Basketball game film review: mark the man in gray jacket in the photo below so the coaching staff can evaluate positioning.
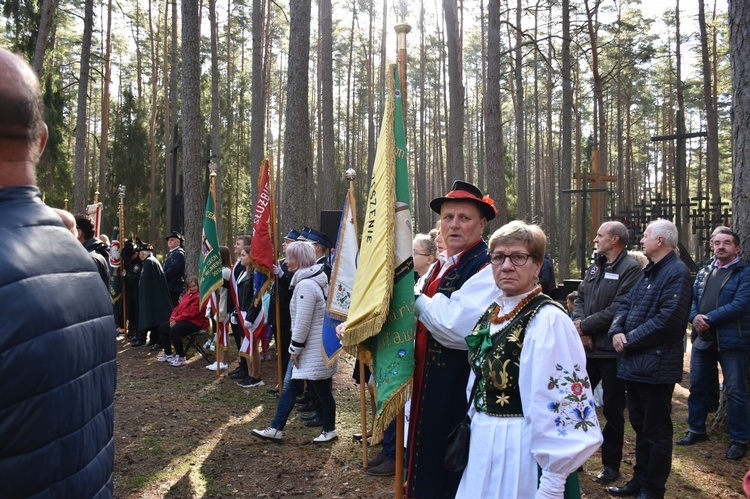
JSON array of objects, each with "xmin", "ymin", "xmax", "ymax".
[{"xmin": 574, "ymin": 221, "xmax": 642, "ymax": 484}]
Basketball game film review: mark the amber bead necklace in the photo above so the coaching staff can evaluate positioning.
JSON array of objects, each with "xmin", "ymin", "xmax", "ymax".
[{"xmin": 490, "ymin": 285, "xmax": 542, "ymax": 325}]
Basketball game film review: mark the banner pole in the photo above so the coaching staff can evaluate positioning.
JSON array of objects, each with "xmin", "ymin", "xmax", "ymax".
[
  {"xmin": 267, "ymin": 155, "xmax": 283, "ymax": 390},
  {"xmin": 396, "ymin": 408, "xmax": 405, "ymax": 499},
  {"xmin": 359, "ymin": 354, "xmax": 369, "ymax": 469},
  {"xmin": 119, "ymin": 186, "xmax": 127, "ymax": 336},
  {"xmin": 394, "ymin": 22, "xmax": 411, "ymax": 499}
]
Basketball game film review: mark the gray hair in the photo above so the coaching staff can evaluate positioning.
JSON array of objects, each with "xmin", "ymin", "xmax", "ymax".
[
  {"xmin": 647, "ymin": 219, "xmax": 679, "ymax": 249},
  {"xmin": 413, "ymin": 233, "xmax": 438, "ymax": 257},
  {"xmin": 285, "ymin": 241, "xmax": 316, "ymax": 268},
  {"xmin": 608, "ymin": 221, "xmax": 630, "ymax": 247}
]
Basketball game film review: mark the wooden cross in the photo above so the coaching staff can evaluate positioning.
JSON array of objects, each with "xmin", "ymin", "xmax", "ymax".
[
  {"xmin": 562, "ymin": 164, "xmax": 611, "ymax": 279},
  {"xmin": 573, "ymin": 150, "xmax": 618, "ymax": 245},
  {"xmin": 651, "ymin": 109, "xmax": 707, "ymax": 233}
]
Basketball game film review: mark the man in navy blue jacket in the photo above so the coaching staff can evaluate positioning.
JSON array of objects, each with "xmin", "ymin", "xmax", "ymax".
[
  {"xmin": 677, "ymin": 229, "xmax": 750, "ymax": 460},
  {"xmin": 606, "ymin": 220, "xmax": 692, "ymax": 499},
  {"xmin": 0, "ymin": 48, "xmax": 117, "ymax": 498}
]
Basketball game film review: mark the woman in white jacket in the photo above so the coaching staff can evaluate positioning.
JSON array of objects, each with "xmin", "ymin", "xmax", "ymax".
[{"xmin": 252, "ymin": 241, "xmax": 337, "ymax": 443}]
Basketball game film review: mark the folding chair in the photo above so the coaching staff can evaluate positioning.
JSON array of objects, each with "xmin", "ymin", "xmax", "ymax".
[{"xmin": 183, "ymin": 323, "xmax": 212, "ymax": 363}]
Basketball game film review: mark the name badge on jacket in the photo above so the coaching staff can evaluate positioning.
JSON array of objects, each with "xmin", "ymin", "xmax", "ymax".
[{"xmin": 604, "ymin": 272, "xmax": 619, "ymax": 280}]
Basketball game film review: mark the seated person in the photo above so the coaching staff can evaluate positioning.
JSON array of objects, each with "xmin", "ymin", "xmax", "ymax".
[{"xmin": 156, "ymin": 276, "xmax": 207, "ymax": 366}]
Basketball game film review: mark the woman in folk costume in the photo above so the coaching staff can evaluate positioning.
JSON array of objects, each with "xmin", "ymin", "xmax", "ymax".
[{"xmin": 457, "ymin": 221, "xmax": 602, "ymax": 498}]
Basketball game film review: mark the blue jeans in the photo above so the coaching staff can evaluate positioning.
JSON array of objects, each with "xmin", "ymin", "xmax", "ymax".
[
  {"xmin": 380, "ymin": 419, "xmax": 396, "ymax": 460},
  {"xmin": 687, "ymin": 343, "xmax": 750, "ymax": 443},
  {"xmin": 270, "ymin": 362, "xmax": 300, "ymax": 431}
]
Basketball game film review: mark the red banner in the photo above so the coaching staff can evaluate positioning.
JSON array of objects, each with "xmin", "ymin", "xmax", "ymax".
[{"xmin": 251, "ymin": 159, "xmax": 274, "ymax": 305}]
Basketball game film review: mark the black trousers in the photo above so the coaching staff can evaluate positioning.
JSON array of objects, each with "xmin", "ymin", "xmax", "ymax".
[
  {"xmin": 626, "ymin": 380, "xmax": 675, "ymax": 498},
  {"xmin": 587, "ymin": 357, "xmax": 627, "ymax": 470},
  {"xmin": 308, "ymin": 377, "xmax": 336, "ymax": 432},
  {"xmin": 158, "ymin": 320, "xmax": 200, "ymax": 356}
]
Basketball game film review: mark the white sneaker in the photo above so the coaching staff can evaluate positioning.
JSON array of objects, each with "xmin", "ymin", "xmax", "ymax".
[
  {"xmin": 156, "ymin": 351, "xmax": 174, "ymax": 362},
  {"xmin": 169, "ymin": 355, "xmax": 187, "ymax": 367},
  {"xmin": 313, "ymin": 430, "xmax": 338, "ymax": 443},
  {"xmin": 205, "ymin": 362, "xmax": 229, "ymax": 371},
  {"xmin": 252, "ymin": 427, "xmax": 283, "ymax": 441}
]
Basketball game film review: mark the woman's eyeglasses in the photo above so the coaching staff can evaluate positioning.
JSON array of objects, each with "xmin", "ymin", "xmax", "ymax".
[{"xmin": 488, "ymin": 252, "xmax": 532, "ymax": 266}]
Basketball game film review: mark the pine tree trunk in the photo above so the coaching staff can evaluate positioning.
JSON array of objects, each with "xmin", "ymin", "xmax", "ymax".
[
  {"xmin": 283, "ymin": 0, "xmax": 314, "ymax": 232},
  {"xmin": 32, "ymin": 0, "xmax": 59, "ymax": 76},
  {"xmin": 182, "ymin": 0, "xmax": 203, "ymax": 277},
  {"xmin": 583, "ymin": 0, "xmax": 606, "ymax": 179},
  {"xmin": 209, "ymin": 0, "xmax": 222, "ymax": 235},
  {"xmin": 730, "ymin": 0, "xmax": 750, "ymax": 256},
  {"xmin": 444, "ymin": 0, "xmax": 464, "ymax": 183},
  {"xmin": 416, "ymin": 0, "xmax": 428, "ymax": 232},
  {"xmin": 699, "ymin": 0, "xmax": 721, "ymax": 214},
  {"xmin": 73, "ymin": 0, "xmax": 94, "ymax": 213},
  {"xmin": 515, "ymin": 0, "xmax": 529, "ymax": 220},
  {"xmin": 485, "ymin": 0, "xmax": 508, "ymax": 228},
  {"xmin": 148, "ymin": 0, "xmax": 159, "ymax": 245},
  {"xmin": 250, "ymin": 0, "xmax": 265, "ymax": 210},
  {"xmin": 559, "ymin": 0, "xmax": 572, "ymax": 280},
  {"xmin": 100, "ymin": 0, "xmax": 112, "ymax": 202},
  {"xmin": 166, "ymin": 0, "xmax": 179, "ymax": 233},
  {"xmin": 319, "ymin": 0, "xmax": 335, "ymax": 209}
]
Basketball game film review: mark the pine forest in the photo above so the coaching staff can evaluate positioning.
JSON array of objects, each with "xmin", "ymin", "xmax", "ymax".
[{"xmin": 2, "ymin": 0, "xmax": 748, "ymax": 280}]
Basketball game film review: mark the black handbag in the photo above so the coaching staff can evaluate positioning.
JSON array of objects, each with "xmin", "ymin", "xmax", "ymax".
[{"xmin": 443, "ymin": 377, "xmax": 480, "ymax": 472}]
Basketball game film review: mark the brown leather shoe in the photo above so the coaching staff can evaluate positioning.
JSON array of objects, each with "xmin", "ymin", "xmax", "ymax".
[{"xmin": 365, "ymin": 458, "xmax": 395, "ymax": 477}]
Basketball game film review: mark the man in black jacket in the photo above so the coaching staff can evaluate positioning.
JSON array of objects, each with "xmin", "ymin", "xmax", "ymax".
[
  {"xmin": 0, "ymin": 48, "xmax": 116, "ymax": 498},
  {"xmin": 574, "ymin": 221, "xmax": 642, "ymax": 484},
  {"xmin": 75, "ymin": 213, "xmax": 110, "ymax": 286},
  {"xmin": 163, "ymin": 230, "xmax": 186, "ymax": 307},
  {"xmin": 606, "ymin": 219, "xmax": 692, "ymax": 499}
]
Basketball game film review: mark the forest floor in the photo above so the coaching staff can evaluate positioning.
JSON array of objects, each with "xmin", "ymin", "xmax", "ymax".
[{"xmin": 114, "ymin": 335, "xmax": 748, "ymax": 498}]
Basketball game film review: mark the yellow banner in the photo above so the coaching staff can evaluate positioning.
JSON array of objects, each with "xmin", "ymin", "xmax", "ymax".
[{"xmin": 343, "ymin": 75, "xmax": 397, "ymax": 345}]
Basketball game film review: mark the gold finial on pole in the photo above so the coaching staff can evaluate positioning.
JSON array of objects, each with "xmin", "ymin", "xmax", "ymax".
[
  {"xmin": 394, "ymin": 22, "xmax": 411, "ymax": 124},
  {"xmin": 64, "ymin": 194, "xmax": 68, "ymax": 211},
  {"xmin": 208, "ymin": 158, "xmax": 218, "ymax": 196},
  {"xmin": 94, "ymin": 188, "xmax": 100, "ymax": 204}
]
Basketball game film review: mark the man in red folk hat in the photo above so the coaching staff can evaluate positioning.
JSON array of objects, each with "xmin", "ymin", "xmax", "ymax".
[{"xmin": 403, "ymin": 181, "xmax": 497, "ymax": 498}]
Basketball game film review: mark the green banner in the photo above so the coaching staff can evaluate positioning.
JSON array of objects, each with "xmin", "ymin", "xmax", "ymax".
[{"xmin": 199, "ymin": 186, "xmax": 223, "ymax": 307}]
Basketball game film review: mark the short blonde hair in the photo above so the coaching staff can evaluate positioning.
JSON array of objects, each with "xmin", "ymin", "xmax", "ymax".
[{"xmin": 488, "ymin": 220, "xmax": 546, "ymax": 262}]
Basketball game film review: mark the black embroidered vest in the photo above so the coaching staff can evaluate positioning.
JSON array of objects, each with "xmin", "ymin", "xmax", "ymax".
[{"xmin": 467, "ymin": 294, "xmax": 562, "ymax": 417}]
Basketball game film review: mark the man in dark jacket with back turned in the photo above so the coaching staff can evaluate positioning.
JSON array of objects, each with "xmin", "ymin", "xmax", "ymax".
[
  {"xmin": 574, "ymin": 221, "xmax": 642, "ymax": 485},
  {"xmin": 75, "ymin": 213, "xmax": 110, "ymax": 286},
  {"xmin": 606, "ymin": 219, "xmax": 692, "ymax": 499},
  {"xmin": 0, "ymin": 48, "xmax": 117, "ymax": 498}
]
